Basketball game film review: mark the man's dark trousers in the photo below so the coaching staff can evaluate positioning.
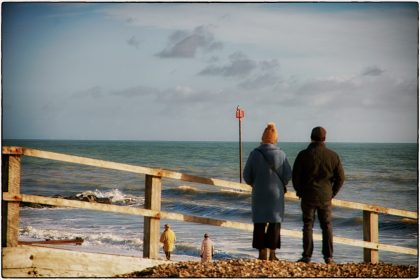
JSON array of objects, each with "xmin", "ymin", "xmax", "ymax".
[{"xmin": 301, "ymin": 201, "xmax": 333, "ymax": 259}]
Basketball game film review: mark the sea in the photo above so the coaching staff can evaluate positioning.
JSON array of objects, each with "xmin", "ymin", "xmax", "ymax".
[{"xmin": 3, "ymin": 140, "xmax": 418, "ymax": 265}]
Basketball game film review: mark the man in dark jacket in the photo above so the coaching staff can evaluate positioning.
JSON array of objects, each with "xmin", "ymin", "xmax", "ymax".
[{"xmin": 292, "ymin": 126, "xmax": 345, "ymax": 264}]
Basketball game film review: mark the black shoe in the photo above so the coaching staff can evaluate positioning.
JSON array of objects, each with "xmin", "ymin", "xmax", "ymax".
[
  {"xmin": 325, "ymin": 258, "xmax": 335, "ymax": 264},
  {"xmin": 297, "ymin": 257, "xmax": 311, "ymax": 263}
]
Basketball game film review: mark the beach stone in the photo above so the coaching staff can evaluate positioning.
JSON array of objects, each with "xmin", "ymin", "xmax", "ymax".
[{"xmin": 119, "ymin": 259, "xmax": 418, "ymax": 278}]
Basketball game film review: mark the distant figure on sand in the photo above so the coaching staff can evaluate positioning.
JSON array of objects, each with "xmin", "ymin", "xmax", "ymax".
[
  {"xmin": 160, "ymin": 224, "xmax": 176, "ymax": 260},
  {"xmin": 200, "ymin": 233, "xmax": 214, "ymax": 263},
  {"xmin": 243, "ymin": 122, "xmax": 292, "ymax": 261},
  {"xmin": 293, "ymin": 126, "xmax": 345, "ymax": 264}
]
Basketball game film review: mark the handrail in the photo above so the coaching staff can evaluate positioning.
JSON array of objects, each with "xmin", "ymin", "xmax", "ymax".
[
  {"xmin": 3, "ymin": 146, "xmax": 417, "ymax": 219},
  {"xmin": 2, "ymin": 146, "xmax": 418, "ymax": 263}
]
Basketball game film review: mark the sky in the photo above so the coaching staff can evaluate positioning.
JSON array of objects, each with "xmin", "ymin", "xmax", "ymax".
[{"xmin": 2, "ymin": 2, "xmax": 418, "ymax": 143}]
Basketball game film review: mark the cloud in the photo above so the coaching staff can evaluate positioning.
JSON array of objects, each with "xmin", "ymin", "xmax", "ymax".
[
  {"xmin": 75, "ymin": 84, "xmax": 228, "ymax": 108},
  {"xmin": 157, "ymin": 86, "xmax": 227, "ymax": 105},
  {"xmin": 156, "ymin": 25, "xmax": 223, "ymax": 58},
  {"xmin": 127, "ymin": 36, "xmax": 141, "ymax": 49},
  {"xmin": 198, "ymin": 51, "xmax": 257, "ymax": 77},
  {"xmin": 239, "ymin": 59, "xmax": 281, "ymax": 90},
  {"xmin": 72, "ymin": 86, "xmax": 104, "ymax": 99},
  {"xmin": 361, "ymin": 65, "xmax": 384, "ymax": 76},
  {"xmin": 276, "ymin": 70, "xmax": 416, "ymax": 113},
  {"xmin": 238, "ymin": 73, "xmax": 281, "ymax": 90},
  {"xmin": 199, "ymin": 53, "xmax": 282, "ymax": 90},
  {"xmin": 110, "ymin": 86, "xmax": 160, "ymax": 98}
]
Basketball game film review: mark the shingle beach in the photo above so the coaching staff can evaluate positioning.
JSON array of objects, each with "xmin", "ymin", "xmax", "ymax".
[{"xmin": 119, "ymin": 259, "xmax": 418, "ymax": 278}]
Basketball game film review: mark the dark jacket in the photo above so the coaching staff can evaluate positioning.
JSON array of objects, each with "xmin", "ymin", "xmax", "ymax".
[
  {"xmin": 292, "ymin": 142, "xmax": 345, "ymax": 204},
  {"xmin": 243, "ymin": 144, "xmax": 292, "ymax": 223}
]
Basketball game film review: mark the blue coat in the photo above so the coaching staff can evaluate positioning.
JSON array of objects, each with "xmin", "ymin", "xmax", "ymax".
[{"xmin": 243, "ymin": 144, "xmax": 292, "ymax": 223}]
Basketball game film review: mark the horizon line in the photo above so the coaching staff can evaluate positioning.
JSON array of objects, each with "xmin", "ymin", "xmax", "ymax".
[{"xmin": 2, "ymin": 138, "xmax": 418, "ymax": 145}]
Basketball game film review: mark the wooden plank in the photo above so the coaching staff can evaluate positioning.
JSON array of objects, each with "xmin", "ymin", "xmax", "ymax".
[
  {"xmin": 21, "ymin": 147, "xmax": 163, "ymax": 177},
  {"xmin": 2, "ymin": 245, "xmax": 33, "ymax": 269},
  {"xmin": 3, "ymin": 155, "xmax": 21, "ymax": 247},
  {"xmin": 378, "ymin": 243, "xmax": 419, "ymax": 255},
  {"xmin": 2, "ymin": 155, "xmax": 10, "ymax": 247},
  {"xmin": 3, "ymin": 193, "xmax": 417, "ymax": 256},
  {"xmin": 332, "ymin": 199, "xmax": 418, "ymax": 219},
  {"xmin": 363, "ymin": 211, "xmax": 379, "ymax": 263},
  {"xmin": 2, "ymin": 245, "xmax": 169, "ymax": 277},
  {"xmin": 3, "ymin": 192, "xmax": 161, "ymax": 218},
  {"xmin": 285, "ymin": 191, "xmax": 417, "ymax": 219},
  {"xmin": 2, "ymin": 146, "xmax": 23, "ymax": 155},
  {"xmin": 161, "ymin": 170, "xmax": 252, "ymax": 192},
  {"xmin": 143, "ymin": 175, "xmax": 162, "ymax": 259}
]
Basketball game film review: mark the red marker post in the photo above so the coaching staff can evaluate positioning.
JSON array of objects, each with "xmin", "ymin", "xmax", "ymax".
[{"xmin": 236, "ymin": 106, "xmax": 245, "ymax": 183}]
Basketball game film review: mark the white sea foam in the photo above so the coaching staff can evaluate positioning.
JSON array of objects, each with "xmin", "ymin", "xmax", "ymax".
[{"xmin": 75, "ymin": 188, "xmax": 144, "ymax": 206}]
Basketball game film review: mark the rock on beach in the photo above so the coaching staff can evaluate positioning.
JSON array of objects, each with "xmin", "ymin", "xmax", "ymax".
[{"xmin": 119, "ymin": 259, "xmax": 418, "ymax": 278}]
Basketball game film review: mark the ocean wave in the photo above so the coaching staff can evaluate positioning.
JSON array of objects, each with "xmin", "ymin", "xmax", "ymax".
[
  {"xmin": 174, "ymin": 185, "xmax": 201, "ymax": 194},
  {"xmin": 163, "ymin": 199, "xmax": 251, "ymax": 221},
  {"xmin": 172, "ymin": 242, "xmax": 201, "ymax": 258},
  {"xmin": 20, "ymin": 226, "xmax": 250, "ymax": 261},
  {"xmin": 345, "ymin": 170, "xmax": 417, "ymax": 184},
  {"xmin": 380, "ymin": 218, "xmax": 418, "ymax": 232},
  {"xmin": 89, "ymin": 188, "xmax": 144, "ymax": 206},
  {"xmin": 333, "ymin": 216, "xmax": 418, "ymax": 232},
  {"xmin": 173, "ymin": 242, "xmax": 246, "ymax": 260},
  {"xmin": 20, "ymin": 226, "xmax": 143, "ymax": 250},
  {"xmin": 21, "ymin": 226, "xmax": 83, "ymax": 241},
  {"xmin": 20, "ymin": 188, "xmax": 145, "ymax": 208}
]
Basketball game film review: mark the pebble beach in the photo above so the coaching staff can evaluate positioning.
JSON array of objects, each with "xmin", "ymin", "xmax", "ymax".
[{"xmin": 119, "ymin": 259, "xmax": 418, "ymax": 278}]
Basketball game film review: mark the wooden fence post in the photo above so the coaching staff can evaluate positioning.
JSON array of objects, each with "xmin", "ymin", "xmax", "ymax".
[
  {"xmin": 363, "ymin": 210, "xmax": 379, "ymax": 263},
  {"xmin": 143, "ymin": 174, "xmax": 162, "ymax": 259},
  {"xmin": 2, "ymin": 154, "xmax": 22, "ymax": 247}
]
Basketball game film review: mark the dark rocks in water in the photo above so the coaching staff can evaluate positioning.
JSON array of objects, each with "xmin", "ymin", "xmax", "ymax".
[
  {"xmin": 73, "ymin": 191, "xmax": 112, "ymax": 204},
  {"xmin": 21, "ymin": 202, "xmax": 55, "ymax": 208},
  {"xmin": 95, "ymin": 197, "xmax": 112, "ymax": 204},
  {"xmin": 21, "ymin": 191, "xmax": 112, "ymax": 208}
]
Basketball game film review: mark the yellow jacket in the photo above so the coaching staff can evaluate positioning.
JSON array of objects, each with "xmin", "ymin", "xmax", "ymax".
[{"xmin": 160, "ymin": 228, "xmax": 176, "ymax": 252}]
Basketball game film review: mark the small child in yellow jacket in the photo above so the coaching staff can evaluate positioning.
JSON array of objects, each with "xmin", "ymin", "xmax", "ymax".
[{"xmin": 160, "ymin": 224, "xmax": 176, "ymax": 260}]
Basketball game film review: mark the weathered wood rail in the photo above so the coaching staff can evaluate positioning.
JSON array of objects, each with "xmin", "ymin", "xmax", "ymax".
[{"xmin": 2, "ymin": 146, "xmax": 418, "ymax": 264}]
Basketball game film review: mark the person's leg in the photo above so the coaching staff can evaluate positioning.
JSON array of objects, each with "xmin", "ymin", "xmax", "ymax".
[
  {"xmin": 318, "ymin": 202, "xmax": 333, "ymax": 262},
  {"xmin": 300, "ymin": 202, "xmax": 316, "ymax": 262},
  {"xmin": 253, "ymin": 223, "xmax": 266, "ymax": 249},
  {"xmin": 266, "ymin": 223, "xmax": 281, "ymax": 260},
  {"xmin": 253, "ymin": 223, "xmax": 268, "ymax": 260},
  {"xmin": 265, "ymin": 223, "xmax": 281, "ymax": 249}
]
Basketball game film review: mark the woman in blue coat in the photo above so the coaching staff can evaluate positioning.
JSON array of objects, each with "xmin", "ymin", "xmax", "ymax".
[{"xmin": 243, "ymin": 122, "xmax": 292, "ymax": 260}]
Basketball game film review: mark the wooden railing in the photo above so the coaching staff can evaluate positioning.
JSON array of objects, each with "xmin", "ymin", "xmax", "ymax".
[{"xmin": 2, "ymin": 146, "xmax": 418, "ymax": 264}]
